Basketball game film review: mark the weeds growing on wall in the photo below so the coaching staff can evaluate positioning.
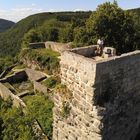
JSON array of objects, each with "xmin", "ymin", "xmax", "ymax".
[{"xmin": 20, "ymin": 48, "xmax": 60, "ymax": 75}]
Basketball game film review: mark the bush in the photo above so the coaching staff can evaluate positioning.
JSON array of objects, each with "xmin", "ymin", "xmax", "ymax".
[
  {"xmin": 20, "ymin": 48, "xmax": 60, "ymax": 74},
  {"xmin": 24, "ymin": 95, "xmax": 54, "ymax": 140},
  {"xmin": 0, "ymin": 98, "xmax": 35, "ymax": 140},
  {"xmin": 42, "ymin": 77, "xmax": 58, "ymax": 88},
  {"xmin": 61, "ymin": 101, "xmax": 71, "ymax": 118}
]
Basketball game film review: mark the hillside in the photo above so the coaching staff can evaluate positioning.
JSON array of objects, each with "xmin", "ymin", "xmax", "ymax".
[
  {"xmin": 0, "ymin": 11, "xmax": 91, "ymax": 57},
  {"xmin": 0, "ymin": 19, "xmax": 15, "ymax": 32},
  {"xmin": 128, "ymin": 7, "xmax": 140, "ymax": 16},
  {"xmin": 128, "ymin": 8, "xmax": 140, "ymax": 26},
  {"xmin": 0, "ymin": 8, "xmax": 139, "ymax": 58}
]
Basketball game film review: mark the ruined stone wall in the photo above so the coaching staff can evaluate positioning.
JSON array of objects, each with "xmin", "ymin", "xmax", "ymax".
[
  {"xmin": 0, "ymin": 83, "xmax": 26, "ymax": 108},
  {"xmin": 53, "ymin": 51, "xmax": 102, "ymax": 140},
  {"xmin": 71, "ymin": 45, "xmax": 98, "ymax": 57},
  {"xmin": 34, "ymin": 81, "xmax": 48, "ymax": 94},
  {"xmin": 0, "ymin": 70, "xmax": 27, "ymax": 84},
  {"xmin": 45, "ymin": 41, "xmax": 72, "ymax": 53},
  {"xmin": 29, "ymin": 42, "xmax": 46, "ymax": 49},
  {"xmin": 53, "ymin": 48, "xmax": 140, "ymax": 140}
]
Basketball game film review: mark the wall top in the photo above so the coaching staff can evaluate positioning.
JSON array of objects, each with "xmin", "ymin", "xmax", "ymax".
[{"xmin": 62, "ymin": 45, "xmax": 140, "ymax": 64}]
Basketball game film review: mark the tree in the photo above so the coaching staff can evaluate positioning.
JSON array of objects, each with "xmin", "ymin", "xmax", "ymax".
[
  {"xmin": 86, "ymin": 2, "xmax": 136, "ymax": 54},
  {"xmin": 21, "ymin": 29, "xmax": 42, "ymax": 48},
  {"xmin": 59, "ymin": 24, "xmax": 73, "ymax": 43},
  {"xmin": 73, "ymin": 27, "xmax": 90, "ymax": 47}
]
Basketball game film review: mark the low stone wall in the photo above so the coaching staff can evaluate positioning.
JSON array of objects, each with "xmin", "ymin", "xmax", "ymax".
[
  {"xmin": 45, "ymin": 41, "xmax": 72, "ymax": 53},
  {"xmin": 0, "ymin": 64, "xmax": 17, "ymax": 79},
  {"xmin": 0, "ymin": 83, "xmax": 26, "ymax": 107},
  {"xmin": 29, "ymin": 42, "xmax": 46, "ymax": 49},
  {"xmin": 34, "ymin": 81, "xmax": 48, "ymax": 94},
  {"xmin": 0, "ymin": 70, "xmax": 27, "ymax": 84},
  {"xmin": 71, "ymin": 45, "xmax": 98, "ymax": 57}
]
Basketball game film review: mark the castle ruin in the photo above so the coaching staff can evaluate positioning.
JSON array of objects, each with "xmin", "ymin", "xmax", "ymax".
[{"xmin": 53, "ymin": 45, "xmax": 140, "ymax": 140}]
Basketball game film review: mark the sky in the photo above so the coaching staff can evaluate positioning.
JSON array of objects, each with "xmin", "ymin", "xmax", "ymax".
[{"xmin": 0, "ymin": 0, "xmax": 140, "ymax": 22}]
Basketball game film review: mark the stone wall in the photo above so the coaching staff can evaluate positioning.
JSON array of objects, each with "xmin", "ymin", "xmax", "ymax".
[
  {"xmin": 0, "ymin": 83, "xmax": 26, "ymax": 108},
  {"xmin": 29, "ymin": 42, "xmax": 46, "ymax": 49},
  {"xmin": 53, "ymin": 46, "xmax": 140, "ymax": 140},
  {"xmin": 25, "ymin": 68, "xmax": 46, "ymax": 82},
  {"xmin": 45, "ymin": 41, "xmax": 72, "ymax": 53},
  {"xmin": 53, "ymin": 49, "xmax": 102, "ymax": 140},
  {"xmin": 22, "ymin": 58, "xmax": 41, "ymax": 70},
  {"xmin": 94, "ymin": 51, "xmax": 140, "ymax": 140},
  {"xmin": 34, "ymin": 81, "xmax": 48, "ymax": 94},
  {"xmin": 71, "ymin": 45, "xmax": 98, "ymax": 57},
  {"xmin": 0, "ymin": 70, "xmax": 27, "ymax": 83}
]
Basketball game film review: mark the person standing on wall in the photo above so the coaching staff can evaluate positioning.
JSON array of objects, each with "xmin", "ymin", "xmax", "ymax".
[{"xmin": 97, "ymin": 38, "xmax": 104, "ymax": 56}]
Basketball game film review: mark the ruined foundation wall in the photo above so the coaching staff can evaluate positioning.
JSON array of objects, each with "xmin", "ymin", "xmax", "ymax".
[{"xmin": 53, "ymin": 49, "xmax": 140, "ymax": 140}]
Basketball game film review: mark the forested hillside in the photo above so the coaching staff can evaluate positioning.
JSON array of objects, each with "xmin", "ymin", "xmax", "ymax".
[
  {"xmin": 0, "ymin": 7, "xmax": 139, "ymax": 58},
  {"xmin": 0, "ymin": 19, "xmax": 15, "ymax": 32},
  {"xmin": 0, "ymin": 12, "xmax": 91, "ymax": 57},
  {"xmin": 128, "ymin": 8, "xmax": 140, "ymax": 30},
  {"xmin": 129, "ymin": 7, "xmax": 140, "ymax": 16}
]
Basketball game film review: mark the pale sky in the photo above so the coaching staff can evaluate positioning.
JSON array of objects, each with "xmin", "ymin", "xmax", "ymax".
[{"xmin": 0, "ymin": 0, "xmax": 140, "ymax": 22}]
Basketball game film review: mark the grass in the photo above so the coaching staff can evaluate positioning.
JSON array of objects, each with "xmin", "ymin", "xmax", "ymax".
[
  {"xmin": 20, "ymin": 48, "xmax": 60, "ymax": 75},
  {"xmin": 42, "ymin": 76, "xmax": 60, "ymax": 89}
]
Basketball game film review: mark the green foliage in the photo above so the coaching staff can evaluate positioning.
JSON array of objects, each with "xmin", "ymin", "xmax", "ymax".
[
  {"xmin": 42, "ymin": 76, "xmax": 58, "ymax": 89},
  {"xmin": 128, "ymin": 8, "xmax": 140, "ymax": 49},
  {"xmin": 0, "ymin": 97, "xmax": 35, "ymax": 140},
  {"xmin": 0, "ymin": 57, "xmax": 15, "ymax": 74},
  {"xmin": 22, "ymin": 29, "xmax": 43, "ymax": 48},
  {"xmin": 0, "ymin": 94, "xmax": 54, "ymax": 140},
  {"xmin": 61, "ymin": 101, "xmax": 71, "ymax": 118},
  {"xmin": 0, "ymin": 8, "xmax": 139, "ymax": 58},
  {"xmin": 24, "ymin": 95, "xmax": 54, "ymax": 140},
  {"xmin": 73, "ymin": 27, "xmax": 90, "ymax": 47},
  {"xmin": 20, "ymin": 48, "xmax": 60, "ymax": 74},
  {"xmin": 55, "ymin": 84, "xmax": 73, "ymax": 100},
  {"xmin": 86, "ymin": 2, "xmax": 137, "ymax": 53},
  {"xmin": 59, "ymin": 24, "xmax": 73, "ymax": 43},
  {"xmin": 21, "ymin": 19, "xmax": 73, "ymax": 48},
  {"xmin": 0, "ymin": 12, "xmax": 91, "ymax": 58}
]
